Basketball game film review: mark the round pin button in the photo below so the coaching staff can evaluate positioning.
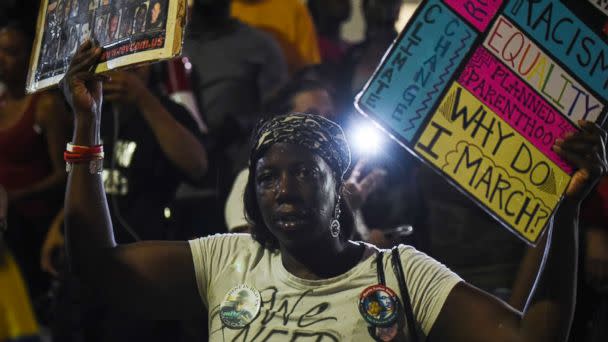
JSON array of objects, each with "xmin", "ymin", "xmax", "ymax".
[
  {"xmin": 359, "ymin": 284, "xmax": 399, "ymax": 326},
  {"xmin": 219, "ymin": 284, "xmax": 261, "ymax": 329}
]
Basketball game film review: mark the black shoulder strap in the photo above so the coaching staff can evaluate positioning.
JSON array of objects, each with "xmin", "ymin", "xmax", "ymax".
[
  {"xmin": 376, "ymin": 250, "xmax": 386, "ymax": 285},
  {"xmin": 391, "ymin": 246, "xmax": 419, "ymax": 342}
]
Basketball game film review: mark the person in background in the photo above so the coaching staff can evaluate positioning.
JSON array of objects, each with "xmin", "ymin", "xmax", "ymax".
[
  {"xmin": 181, "ymin": 0, "xmax": 287, "ymax": 234},
  {"xmin": 308, "ymin": 0, "xmax": 352, "ymax": 65},
  {"xmin": 0, "ymin": 185, "xmax": 41, "ymax": 342},
  {"xmin": 341, "ymin": 0, "xmax": 401, "ymax": 101},
  {"xmin": 231, "ymin": 0, "xmax": 320, "ymax": 73},
  {"xmin": 0, "ymin": 22, "xmax": 70, "ymax": 319}
]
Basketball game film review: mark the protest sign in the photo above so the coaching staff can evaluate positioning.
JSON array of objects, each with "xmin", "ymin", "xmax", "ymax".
[
  {"xmin": 356, "ymin": 0, "xmax": 608, "ymax": 245},
  {"xmin": 26, "ymin": 0, "xmax": 186, "ymax": 93}
]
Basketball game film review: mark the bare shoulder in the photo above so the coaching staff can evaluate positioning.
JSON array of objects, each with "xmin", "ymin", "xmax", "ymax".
[{"xmin": 35, "ymin": 90, "xmax": 68, "ymax": 126}]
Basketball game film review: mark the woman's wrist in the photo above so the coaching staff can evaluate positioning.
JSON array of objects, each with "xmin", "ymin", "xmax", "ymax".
[{"xmin": 73, "ymin": 118, "xmax": 101, "ymax": 146}]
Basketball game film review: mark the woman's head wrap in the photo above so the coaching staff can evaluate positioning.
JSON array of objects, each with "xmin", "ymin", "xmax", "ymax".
[{"xmin": 250, "ymin": 113, "xmax": 351, "ymax": 180}]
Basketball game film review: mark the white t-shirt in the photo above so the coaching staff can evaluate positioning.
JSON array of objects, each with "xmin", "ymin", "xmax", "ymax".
[
  {"xmin": 189, "ymin": 234, "xmax": 462, "ymax": 341},
  {"xmin": 224, "ymin": 169, "xmax": 249, "ymax": 231}
]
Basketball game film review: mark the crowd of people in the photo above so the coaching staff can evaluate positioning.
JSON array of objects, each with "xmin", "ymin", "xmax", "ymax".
[{"xmin": 1, "ymin": 0, "xmax": 607, "ymax": 341}]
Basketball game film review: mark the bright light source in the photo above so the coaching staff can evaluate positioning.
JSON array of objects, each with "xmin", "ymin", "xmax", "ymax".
[{"xmin": 351, "ymin": 123, "xmax": 383, "ymax": 155}]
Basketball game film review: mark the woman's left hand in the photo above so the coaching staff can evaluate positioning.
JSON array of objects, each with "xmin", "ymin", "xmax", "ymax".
[{"xmin": 553, "ymin": 120, "xmax": 607, "ymax": 203}]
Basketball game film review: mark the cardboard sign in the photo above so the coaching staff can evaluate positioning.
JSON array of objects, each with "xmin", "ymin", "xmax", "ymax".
[
  {"xmin": 26, "ymin": 0, "xmax": 186, "ymax": 93},
  {"xmin": 356, "ymin": 0, "xmax": 608, "ymax": 245}
]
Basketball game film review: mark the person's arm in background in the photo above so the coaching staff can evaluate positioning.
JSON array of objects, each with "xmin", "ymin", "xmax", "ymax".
[
  {"xmin": 428, "ymin": 122, "xmax": 607, "ymax": 341},
  {"xmin": 62, "ymin": 41, "xmax": 202, "ymax": 320},
  {"xmin": 8, "ymin": 91, "xmax": 69, "ymax": 202},
  {"xmin": 41, "ymin": 208, "xmax": 64, "ymax": 277},
  {"xmin": 104, "ymin": 68, "xmax": 208, "ymax": 183}
]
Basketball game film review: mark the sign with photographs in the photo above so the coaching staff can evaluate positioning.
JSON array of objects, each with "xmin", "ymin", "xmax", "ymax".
[
  {"xmin": 26, "ymin": 0, "xmax": 186, "ymax": 93},
  {"xmin": 355, "ymin": 0, "xmax": 608, "ymax": 245}
]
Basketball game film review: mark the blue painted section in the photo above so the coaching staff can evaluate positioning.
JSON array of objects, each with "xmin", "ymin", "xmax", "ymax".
[
  {"xmin": 504, "ymin": 0, "xmax": 608, "ymax": 101},
  {"xmin": 356, "ymin": 0, "xmax": 476, "ymax": 142}
]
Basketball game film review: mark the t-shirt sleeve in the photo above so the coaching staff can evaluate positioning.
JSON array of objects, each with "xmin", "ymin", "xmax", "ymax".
[
  {"xmin": 188, "ymin": 234, "xmax": 254, "ymax": 307},
  {"xmin": 398, "ymin": 245, "xmax": 462, "ymax": 336},
  {"xmin": 225, "ymin": 169, "xmax": 250, "ymax": 231}
]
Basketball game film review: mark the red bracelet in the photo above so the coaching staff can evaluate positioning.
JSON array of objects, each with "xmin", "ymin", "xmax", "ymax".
[
  {"xmin": 64, "ymin": 151, "xmax": 104, "ymax": 162},
  {"xmin": 66, "ymin": 142, "xmax": 103, "ymax": 154}
]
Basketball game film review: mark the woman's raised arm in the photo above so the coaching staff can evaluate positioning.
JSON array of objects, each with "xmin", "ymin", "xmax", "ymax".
[{"xmin": 62, "ymin": 41, "xmax": 202, "ymax": 320}]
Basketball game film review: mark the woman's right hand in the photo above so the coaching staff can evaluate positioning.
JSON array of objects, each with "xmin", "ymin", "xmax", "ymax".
[{"xmin": 60, "ymin": 40, "xmax": 104, "ymax": 123}]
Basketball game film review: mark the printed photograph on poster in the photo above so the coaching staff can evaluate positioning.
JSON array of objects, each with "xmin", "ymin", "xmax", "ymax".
[
  {"xmin": 355, "ymin": 0, "xmax": 608, "ymax": 245},
  {"xmin": 27, "ymin": 0, "xmax": 185, "ymax": 93}
]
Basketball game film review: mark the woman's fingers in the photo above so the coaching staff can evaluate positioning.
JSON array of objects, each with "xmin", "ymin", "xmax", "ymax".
[
  {"xmin": 68, "ymin": 40, "xmax": 95, "ymax": 66},
  {"xmin": 68, "ymin": 46, "xmax": 102, "ymax": 78}
]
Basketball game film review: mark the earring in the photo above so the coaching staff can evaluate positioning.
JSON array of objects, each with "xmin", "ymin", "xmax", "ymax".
[{"xmin": 330, "ymin": 195, "xmax": 341, "ymax": 238}]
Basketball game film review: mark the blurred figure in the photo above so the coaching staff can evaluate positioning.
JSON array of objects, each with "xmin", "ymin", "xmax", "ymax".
[
  {"xmin": 0, "ymin": 22, "xmax": 69, "ymax": 319},
  {"xmin": 0, "ymin": 185, "xmax": 41, "ymax": 342},
  {"xmin": 181, "ymin": 0, "xmax": 287, "ymax": 234},
  {"xmin": 231, "ymin": 0, "xmax": 320, "ymax": 73},
  {"xmin": 341, "ymin": 0, "xmax": 401, "ymax": 100},
  {"xmin": 308, "ymin": 0, "xmax": 352, "ymax": 65}
]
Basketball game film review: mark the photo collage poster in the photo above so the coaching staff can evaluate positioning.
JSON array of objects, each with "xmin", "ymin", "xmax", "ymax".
[
  {"xmin": 27, "ymin": 0, "xmax": 186, "ymax": 93},
  {"xmin": 356, "ymin": 0, "xmax": 608, "ymax": 245}
]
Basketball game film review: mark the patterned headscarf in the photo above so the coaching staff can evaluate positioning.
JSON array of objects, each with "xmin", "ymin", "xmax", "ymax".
[{"xmin": 250, "ymin": 113, "xmax": 351, "ymax": 180}]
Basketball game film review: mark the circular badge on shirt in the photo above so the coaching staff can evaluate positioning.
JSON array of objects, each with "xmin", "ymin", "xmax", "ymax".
[
  {"xmin": 375, "ymin": 323, "xmax": 399, "ymax": 341},
  {"xmin": 359, "ymin": 284, "xmax": 399, "ymax": 326},
  {"xmin": 219, "ymin": 284, "xmax": 262, "ymax": 329}
]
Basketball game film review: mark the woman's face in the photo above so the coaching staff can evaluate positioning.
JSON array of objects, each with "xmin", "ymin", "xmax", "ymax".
[
  {"xmin": 255, "ymin": 143, "xmax": 338, "ymax": 248},
  {"xmin": 0, "ymin": 29, "xmax": 28, "ymax": 84}
]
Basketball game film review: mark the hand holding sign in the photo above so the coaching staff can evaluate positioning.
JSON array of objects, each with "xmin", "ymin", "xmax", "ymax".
[
  {"xmin": 60, "ymin": 40, "xmax": 105, "ymax": 124},
  {"xmin": 103, "ymin": 68, "xmax": 148, "ymax": 105},
  {"xmin": 554, "ymin": 121, "xmax": 608, "ymax": 202}
]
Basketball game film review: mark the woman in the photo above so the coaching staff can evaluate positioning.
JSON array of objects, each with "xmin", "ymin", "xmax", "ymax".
[
  {"xmin": 0, "ymin": 22, "xmax": 69, "ymax": 306},
  {"xmin": 62, "ymin": 41, "xmax": 607, "ymax": 341}
]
